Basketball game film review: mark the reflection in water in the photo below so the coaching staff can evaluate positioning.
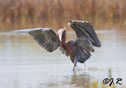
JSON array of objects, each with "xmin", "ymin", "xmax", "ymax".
[
  {"xmin": 71, "ymin": 72, "xmax": 91, "ymax": 88},
  {"xmin": 0, "ymin": 30, "xmax": 126, "ymax": 88}
]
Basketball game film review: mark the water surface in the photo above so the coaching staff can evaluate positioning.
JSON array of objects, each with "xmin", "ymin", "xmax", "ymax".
[{"xmin": 0, "ymin": 29, "xmax": 126, "ymax": 88}]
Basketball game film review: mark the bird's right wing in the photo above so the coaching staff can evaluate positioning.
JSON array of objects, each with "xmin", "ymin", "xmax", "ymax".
[{"xmin": 12, "ymin": 28, "xmax": 60, "ymax": 52}]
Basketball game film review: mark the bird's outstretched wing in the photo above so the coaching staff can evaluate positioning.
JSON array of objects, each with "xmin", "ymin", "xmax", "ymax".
[
  {"xmin": 68, "ymin": 20, "xmax": 101, "ymax": 52},
  {"xmin": 12, "ymin": 28, "xmax": 60, "ymax": 52}
]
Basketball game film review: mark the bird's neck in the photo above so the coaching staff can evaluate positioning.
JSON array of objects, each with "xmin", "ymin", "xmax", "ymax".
[
  {"xmin": 58, "ymin": 30, "xmax": 66, "ymax": 44},
  {"xmin": 60, "ymin": 34, "xmax": 66, "ymax": 50},
  {"xmin": 60, "ymin": 35, "xmax": 66, "ymax": 48}
]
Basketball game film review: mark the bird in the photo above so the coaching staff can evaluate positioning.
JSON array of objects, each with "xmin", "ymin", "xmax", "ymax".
[{"xmin": 12, "ymin": 20, "xmax": 101, "ymax": 71}]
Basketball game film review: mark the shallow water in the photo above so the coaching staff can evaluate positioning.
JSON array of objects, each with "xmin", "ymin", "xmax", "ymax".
[{"xmin": 0, "ymin": 29, "xmax": 126, "ymax": 88}]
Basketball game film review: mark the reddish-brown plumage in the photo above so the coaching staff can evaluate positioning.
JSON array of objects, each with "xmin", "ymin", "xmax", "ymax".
[
  {"xmin": 62, "ymin": 42, "xmax": 74, "ymax": 63},
  {"xmin": 57, "ymin": 28, "xmax": 74, "ymax": 63}
]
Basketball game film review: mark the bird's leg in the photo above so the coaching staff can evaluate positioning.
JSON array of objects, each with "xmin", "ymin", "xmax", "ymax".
[
  {"xmin": 73, "ymin": 59, "xmax": 78, "ymax": 71},
  {"xmin": 84, "ymin": 63, "xmax": 87, "ymax": 70},
  {"xmin": 84, "ymin": 63, "xmax": 87, "ymax": 71}
]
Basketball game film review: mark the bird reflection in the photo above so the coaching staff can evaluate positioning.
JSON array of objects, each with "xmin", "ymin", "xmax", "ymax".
[{"xmin": 71, "ymin": 71, "xmax": 92, "ymax": 88}]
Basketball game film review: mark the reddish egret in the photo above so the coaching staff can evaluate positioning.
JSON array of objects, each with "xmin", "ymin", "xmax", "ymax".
[{"xmin": 12, "ymin": 20, "xmax": 101, "ymax": 71}]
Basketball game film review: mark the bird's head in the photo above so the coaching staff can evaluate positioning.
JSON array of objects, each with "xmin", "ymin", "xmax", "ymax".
[{"xmin": 57, "ymin": 28, "xmax": 66, "ymax": 42}]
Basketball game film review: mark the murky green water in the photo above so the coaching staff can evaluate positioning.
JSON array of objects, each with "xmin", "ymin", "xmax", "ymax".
[{"xmin": 0, "ymin": 29, "xmax": 126, "ymax": 88}]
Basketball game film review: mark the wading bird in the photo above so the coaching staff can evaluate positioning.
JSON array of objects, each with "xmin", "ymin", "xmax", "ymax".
[{"xmin": 12, "ymin": 20, "xmax": 101, "ymax": 71}]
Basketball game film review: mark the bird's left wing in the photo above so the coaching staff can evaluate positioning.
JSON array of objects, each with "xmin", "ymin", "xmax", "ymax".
[
  {"xmin": 12, "ymin": 28, "xmax": 60, "ymax": 52},
  {"xmin": 68, "ymin": 20, "xmax": 101, "ymax": 52}
]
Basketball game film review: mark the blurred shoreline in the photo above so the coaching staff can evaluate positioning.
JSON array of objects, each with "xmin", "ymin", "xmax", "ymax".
[{"xmin": 0, "ymin": 0, "xmax": 126, "ymax": 32}]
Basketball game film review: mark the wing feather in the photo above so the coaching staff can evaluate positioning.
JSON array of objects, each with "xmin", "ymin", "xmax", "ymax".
[
  {"xmin": 68, "ymin": 20, "xmax": 101, "ymax": 52},
  {"xmin": 12, "ymin": 28, "xmax": 60, "ymax": 52}
]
